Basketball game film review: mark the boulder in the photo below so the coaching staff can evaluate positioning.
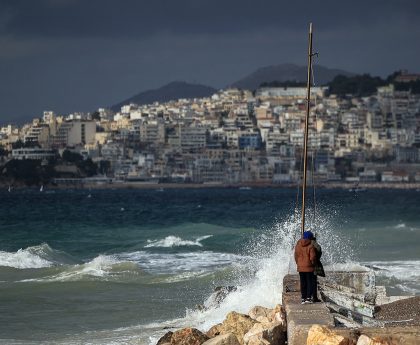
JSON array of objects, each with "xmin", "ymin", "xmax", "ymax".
[
  {"xmin": 243, "ymin": 321, "xmax": 286, "ymax": 345},
  {"xmin": 307, "ymin": 325, "xmax": 351, "ymax": 345},
  {"xmin": 255, "ymin": 316, "xmax": 270, "ymax": 324},
  {"xmin": 248, "ymin": 306, "xmax": 271, "ymax": 321},
  {"xmin": 171, "ymin": 328, "xmax": 209, "ymax": 345},
  {"xmin": 157, "ymin": 331, "xmax": 173, "ymax": 345},
  {"xmin": 207, "ymin": 324, "xmax": 223, "ymax": 338},
  {"xmin": 213, "ymin": 286, "xmax": 237, "ymax": 305},
  {"xmin": 356, "ymin": 335, "xmax": 393, "ymax": 345},
  {"xmin": 221, "ymin": 312, "xmax": 257, "ymax": 345},
  {"xmin": 202, "ymin": 333, "xmax": 241, "ymax": 345},
  {"xmin": 269, "ymin": 304, "xmax": 286, "ymax": 325},
  {"xmin": 247, "ymin": 338, "xmax": 270, "ymax": 345}
]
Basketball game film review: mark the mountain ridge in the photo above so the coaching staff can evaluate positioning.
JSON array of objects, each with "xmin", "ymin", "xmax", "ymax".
[
  {"xmin": 110, "ymin": 81, "xmax": 218, "ymax": 111},
  {"xmin": 110, "ymin": 64, "xmax": 356, "ymax": 111},
  {"xmin": 230, "ymin": 63, "xmax": 355, "ymax": 90}
]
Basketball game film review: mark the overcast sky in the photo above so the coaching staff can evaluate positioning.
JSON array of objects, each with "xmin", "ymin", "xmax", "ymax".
[{"xmin": 1, "ymin": 0, "xmax": 419, "ymax": 123}]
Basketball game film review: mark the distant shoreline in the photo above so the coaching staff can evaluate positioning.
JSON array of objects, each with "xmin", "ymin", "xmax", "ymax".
[{"xmin": 2, "ymin": 181, "xmax": 420, "ymax": 191}]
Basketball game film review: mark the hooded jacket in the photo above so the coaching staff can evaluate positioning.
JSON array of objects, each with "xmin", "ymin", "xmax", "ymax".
[{"xmin": 294, "ymin": 239, "xmax": 316, "ymax": 272}]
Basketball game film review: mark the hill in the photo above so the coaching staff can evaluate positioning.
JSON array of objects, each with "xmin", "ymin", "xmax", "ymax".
[
  {"xmin": 111, "ymin": 81, "xmax": 217, "ymax": 111},
  {"xmin": 231, "ymin": 63, "xmax": 354, "ymax": 90}
]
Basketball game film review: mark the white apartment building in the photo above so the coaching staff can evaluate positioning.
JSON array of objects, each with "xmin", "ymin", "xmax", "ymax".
[
  {"xmin": 12, "ymin": 148, "xmax": 56, "ymax": 160},
  {"xmin": 179, "ymin": 126, "xmax": 207, "ymax": 152},
  {"xmin": 52, "ymin": 120, "xmax": 96, "ymax": 147}
]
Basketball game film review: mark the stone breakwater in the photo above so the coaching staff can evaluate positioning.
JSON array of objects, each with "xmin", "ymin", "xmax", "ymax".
[
  {"xmin": 156, "ymin": 305, "xmax": 287, "ymax": 345},
  {"xmin": 155, "ymin": 274, "xmax": 420, "ymax": 345},
  {"xmin": 154, "ymin": 304, "xmax": 420, "ymax": 345}
]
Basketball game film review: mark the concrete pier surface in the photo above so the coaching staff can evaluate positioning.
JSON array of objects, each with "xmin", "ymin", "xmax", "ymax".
[
  {"xmin": 282, "ymin": 273, "xmax": 420, "ymax": 345},
  {"xmin": 283, "ymin": 274, "xmax": 334, "ymax": 345}
]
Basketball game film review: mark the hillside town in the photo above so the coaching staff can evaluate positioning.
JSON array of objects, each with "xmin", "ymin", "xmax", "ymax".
[{"xmin": 1, "ymin": 73, "xmax": 420, "ymax": 187}]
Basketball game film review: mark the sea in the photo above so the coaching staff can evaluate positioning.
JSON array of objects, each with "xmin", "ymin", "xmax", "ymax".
[{"xmin": 0, "ymin": 187, "xmax": 419, "ymax": 344}]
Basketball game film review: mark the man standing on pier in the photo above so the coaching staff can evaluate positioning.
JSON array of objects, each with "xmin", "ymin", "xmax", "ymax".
[{"xmin": 294, "ymin": 231, "xmax": 316, "ymax": 304}]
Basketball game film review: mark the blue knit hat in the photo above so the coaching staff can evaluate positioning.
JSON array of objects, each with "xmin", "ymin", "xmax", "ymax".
[{"xmin": 303, "ymin": 231, "xmax": 314, "ymax": 239}]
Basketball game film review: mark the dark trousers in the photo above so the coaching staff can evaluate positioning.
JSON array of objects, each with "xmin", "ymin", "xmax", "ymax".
[
  {"xmin": 299, "ymin": 272, "xmax": 314, "ymax": 300},
  {"xmin": 312, "ymin": 274, "xmax": 318, "ymax": 300}
]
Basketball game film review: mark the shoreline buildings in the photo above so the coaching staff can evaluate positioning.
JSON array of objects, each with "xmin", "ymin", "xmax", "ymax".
[{"xmin": 1, "ymin": 82, "xmax": 420, "ymax": 185}]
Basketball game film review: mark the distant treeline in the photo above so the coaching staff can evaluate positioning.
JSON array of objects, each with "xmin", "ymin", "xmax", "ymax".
[
  {"xmin": 259, "ymin": 72, "xmax": 420, "ymax": 97},
  {"xmin": 0, "ymin": 148, "xmax": 110, "ymax": 186},
  {"xmin": 260, "ymin": 80, "xmax": 307, "ymax": 88}
]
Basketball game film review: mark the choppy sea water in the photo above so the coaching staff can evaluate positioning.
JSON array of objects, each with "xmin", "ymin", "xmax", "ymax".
[{"xmin": 0, "ymin": 188, "xmax": 419, "ymax": 344}]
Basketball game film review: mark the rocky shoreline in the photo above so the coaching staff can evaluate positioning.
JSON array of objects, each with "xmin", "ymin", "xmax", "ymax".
[
  {"xmin": 156, "ymin": 305, "xmax": 287, "ymax": 345},
  {"xmin": 154, "ymin": 280, "xmax": 420, "ymax": 345},
  {"xmin": 155, "ymin": 297, "xmax": 420, "ymax": 345}
]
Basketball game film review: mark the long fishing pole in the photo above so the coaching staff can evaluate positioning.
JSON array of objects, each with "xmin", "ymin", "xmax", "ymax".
[{"xmin": 301, "ymin": 22, "xmax": 314, "ymax": 237}]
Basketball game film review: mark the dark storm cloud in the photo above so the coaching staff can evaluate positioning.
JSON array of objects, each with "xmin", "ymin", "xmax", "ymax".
[
  {"xmin": 1, "ymin": 0, "xmax": 419, "ymax": 38},
  {"xmin": 0, "ymin": 0, "xmax": 419, "ymax": 123}
]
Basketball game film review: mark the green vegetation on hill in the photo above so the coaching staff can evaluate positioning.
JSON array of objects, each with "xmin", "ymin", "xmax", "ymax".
[
  {"xmin": 394, "ymin": 80, "xmax": 420, "ymax": 94},
  {"xmin": 259, "ymin": 71, "xmax": 420, "ymax": 97},
  {"xmin": 0, "ymin": 150, "xmax": 100, "ymax": 186},
  {"xmin": 62, "ymin": 150, "xmax": 98, "ymax": 177},
  {"xmin": 327, "ymin": 74, "xmax": 387, "ymax": 97},
  {"xmin": 1, "ymin": 159, "xmax": 56, "ymax": 185},
  {"xmin": 260, "ymin": 80, "xmax": 306, "ymax": 88}
]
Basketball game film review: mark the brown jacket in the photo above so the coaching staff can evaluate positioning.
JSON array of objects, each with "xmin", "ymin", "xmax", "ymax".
[{"xmin": 294, "ymin": 239, "xmax": 316, "ymax": 272}]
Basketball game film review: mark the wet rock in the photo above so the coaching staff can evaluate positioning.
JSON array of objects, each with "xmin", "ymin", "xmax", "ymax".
[
  {"xmin": 213, "ymin": 286, "xmax": 237, "ymax": 305},
  {"xmin": 306, "ymin": 325, "xmax": 351, "ymax": 345},
  {"xmin": 171, "ymin": 328, "xmax": 209, "ymax": 345},
  {"xmin": 206, "ymin": 324, "xmax": 223, "ymax": 338},
  {"xmin": 221, "ymin": 312, "xmax": 257, "ymax": 345},
  {"xmin": 157, "ymin": 331, "xmax": 173, "ymax": 345},
  {"xmin": 202, "ymin": 333, "xmax": 241, "ymax": 345}
]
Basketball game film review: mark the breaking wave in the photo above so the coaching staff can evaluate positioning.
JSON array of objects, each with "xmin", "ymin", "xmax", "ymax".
[
  {"xmin": 22, "ymin": 255, "xmax": 145, "ymax": 282},
  {"xmin": 146, "ymin": 208, "xmax": 357, "ymax": 341},
  {"xmin": 0, "ymin": 243, "xmax": 75, "ymax": 269},
  {"xmin": 117, "ymin": 250, "xmax": 246, "ymax": 275},
  {"xmin": 144, "ymin": 235, "xmax": 213, "ymax": 248},
  {"xmin": 364, "ymin": 260, "xmax": 420, "ymax": 294}
]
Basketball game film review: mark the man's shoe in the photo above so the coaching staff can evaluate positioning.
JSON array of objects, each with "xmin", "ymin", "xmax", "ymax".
[
  {"xmin": 313, "ymin": 298, "xmax": 322, "ymax": 303},
  {"xmin": 305, "ymin": 298, "xmax": 313, "ymax": 304},
  {"xmin": 301, "ymin": 299, "xmax": 306, "ymax": 304}
]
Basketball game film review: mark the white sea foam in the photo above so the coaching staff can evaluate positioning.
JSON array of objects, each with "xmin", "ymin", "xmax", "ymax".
[
  {"xmin": 144, "ymin": 235, "xmax": 212, "ymax": 248},
  {"xmin": 394, "ymin": 223, "xmax": 406, "ymax": 229},
  {"xmin": 147, "ymin": 209, "xmax": 358, "ymax": 338},
  {"xmin": 23, "ymin": 254, "xmax": 142, "ymax": 282},
  {"xmin": 365, "ymin": 260, "xmax": 420, "ymax": 281},
  {"xmin": 362, "ymin": 260, "xmax": 420, "ymax": 295},
  {"xmin": 0, "ymin": 243, "xmax": 56, "ymax": 269},
  {"xmin": 117, "ymin": 250, "xmax": 245, "ymax": 275},
  {"xmin": 157, "ymin": 215, "xmax": 301, "ymax": 334}
]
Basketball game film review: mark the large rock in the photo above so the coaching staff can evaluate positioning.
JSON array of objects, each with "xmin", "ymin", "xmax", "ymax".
[
  {"xmin": 248, "ymin": 306, "xmax": 272, "ymax": 321},
  {"xmin": 248, "ymin": 305, "xmax": 285, "ymax": 325},
  {"xmin": 243, "ymin": 322, "xmax": 286, "ymax": 345},
  {"xmin": 356, "ymin": 335, "xmax": 393, "ymax": 345},
  {"xmin": 171, "ymin": 328, "xmax": 209, "ymax": 345},
  {"xmin": 269, "ymin": 304, "xmax": 286, "ymax": 325},
  {"xmin": 221, "ymin": 312, "xmax": 257, "ymax": 345},
  {"xmin": 202, "ymin": 333, "xmax": 241, "ymax": 345},
  {"xmin": 207, "ymin": 324, "xmax": 223, "ymax": 338},
  {"xmin": 247, "ymin": 338, "xmax": 270, "ymax": 345},
  {"xmin": 306, "ymin": 325, "xmax": 351, "ymax": 345},
  {"xmin": 157, "ymin": 331, "xmax": 173, "ymax": 345}
]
